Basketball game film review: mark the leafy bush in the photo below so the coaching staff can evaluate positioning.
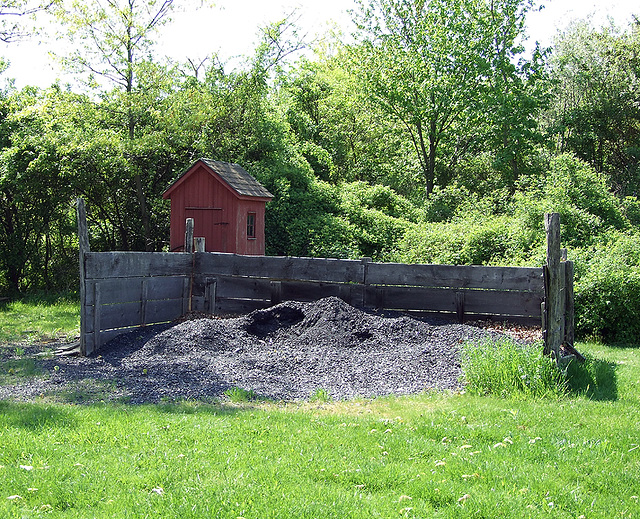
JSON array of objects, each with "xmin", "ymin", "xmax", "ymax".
[
  {"xmin": 394, "ymin": 214, "xmax": 543, "ymax": 266},
  {"xmin": 573, "ymin": 232, "xmax": 640, "ymax": 343},
  {"xmin": 263, "ymin": 170, "xmax": 416, "ymax": 260},
  {"xmin": 514, "ymin": 154, "xmax": 627, "ymax": 248},
  {"xmin": 423, "ymin": 184, "xmax": 476, "ymax": 223},
  {"xmin": 461, "ymin": 338, "xmax": 566, "ymax": 398}
]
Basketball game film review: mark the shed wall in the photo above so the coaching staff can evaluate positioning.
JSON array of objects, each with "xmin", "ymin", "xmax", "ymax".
[{"xmin": 168, "ymin": 164, "xmax": 240, "ymax": 253}]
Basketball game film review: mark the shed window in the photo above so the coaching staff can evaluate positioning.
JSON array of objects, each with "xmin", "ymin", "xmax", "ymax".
[{"xmin": 247, "ymin": 213, "xmax": 256, "ymax": 239}]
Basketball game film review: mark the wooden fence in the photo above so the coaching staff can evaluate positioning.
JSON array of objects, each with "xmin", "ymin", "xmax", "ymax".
[{"xmin": 77, "ymin": 200, "xmax": 574, "ymax": 360}]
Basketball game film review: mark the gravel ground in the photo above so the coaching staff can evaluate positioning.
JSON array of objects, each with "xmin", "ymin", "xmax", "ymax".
[{"xmin": 0, "ymin": 297, "xmax": 509, "ymax": 404}]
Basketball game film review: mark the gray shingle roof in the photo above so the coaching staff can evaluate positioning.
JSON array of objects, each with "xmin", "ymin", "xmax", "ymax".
[{"xmin": 201, "ymin": 158, "xmax": 273, "ymax": 199}]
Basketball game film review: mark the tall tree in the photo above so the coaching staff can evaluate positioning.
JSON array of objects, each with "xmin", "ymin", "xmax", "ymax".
[
  {"xmin": 351, "ymin": 0, "xmax": 545, "ymax": 196},
  {"xmin": 55, "ymin": 0, "xmax": 177, "ymax": 250},
  {"xmin": 477, "ymin": 0, "xmax": 550, "ymax": 187},
  {"xmin": 548, "ymin": 18, "xmax": 640, "ymax": 196}
]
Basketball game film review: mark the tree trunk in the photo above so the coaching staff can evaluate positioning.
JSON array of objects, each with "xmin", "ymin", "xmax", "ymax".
[{"xmin": 416, "ymin": 119, "xmax": 435, "ymax": 198}]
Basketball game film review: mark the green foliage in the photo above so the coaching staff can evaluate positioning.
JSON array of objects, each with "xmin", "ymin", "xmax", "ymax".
[
  {"xmin": 223, "ymin": 386, "xmax": 258, "ymax": 403},
  {"xmin": 461, "ymin": 338, "xmax": 566, "ymax": 398},
  {"xmin": 0, "ymin": 88, "xmax": 78, "ymax": 293},
  {"xmin": 263, "ymin": 168, "xmax": 417, "ymax": 260},
  {"xmin": 573, "ymin": 232, "xmax": 640, "ymax": 343},
  {"xmin": 548, "ymin": 19, "xmax": 640, "ymax": 195},
  {"xmin": 396, "ymin": 213, "xmax": 543, "ymax": 267},
  {"xmin": 514, "ymin": 154, "xmax": 627, "ymax": 247}
]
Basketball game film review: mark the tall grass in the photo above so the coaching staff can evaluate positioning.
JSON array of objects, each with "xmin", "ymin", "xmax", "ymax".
[{"xmin": 461, "ymin": 338, "xmax": 567, "ymax": 397}]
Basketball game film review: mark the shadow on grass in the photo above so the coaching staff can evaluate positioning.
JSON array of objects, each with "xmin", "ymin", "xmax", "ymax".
[
  {"xmin": 0, "ymin": 398, "xmax": 249, "ymax": 433},
  {"xmin": 0, "ymin": 401, "xmax": 78, "ymax": 430},
  {"xmin": 564, "ymin": 355, "xmax": 618, "ymax": 401}
]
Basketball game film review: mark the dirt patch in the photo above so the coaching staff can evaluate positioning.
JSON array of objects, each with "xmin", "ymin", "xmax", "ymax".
[{"xmin": 0, "ymin": 297, "xmax": 514, "ymax": 404}]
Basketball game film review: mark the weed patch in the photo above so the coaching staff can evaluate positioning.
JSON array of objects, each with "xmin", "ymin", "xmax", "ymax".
[
  {"xmin": 309, "ymin": 387, "xmax": 332, "ymax": 402},
  {"xmin": 224, "ymin": 386, "xmax": 259, "ymax": 402},
  {"xmin": 461, "ymin": 337, "xmax": 566, "ymax": 397}
]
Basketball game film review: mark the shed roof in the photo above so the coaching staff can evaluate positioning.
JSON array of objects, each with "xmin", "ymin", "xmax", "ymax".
[{"xmin": 163, "ymin": 158, "xmax": 273, "ymax": 200}]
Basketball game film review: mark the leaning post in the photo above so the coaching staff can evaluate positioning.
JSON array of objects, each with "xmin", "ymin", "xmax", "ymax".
[
  {"xmin": 77, "ymin": 199, "xmax": 91, "ymax": 356},
  {"xmin": 544, "ymin": 213, "xmax": 564, "ymax": 361}
]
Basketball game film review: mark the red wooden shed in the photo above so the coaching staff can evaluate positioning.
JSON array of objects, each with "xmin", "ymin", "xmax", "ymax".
[{"xmin": 163, "ymin": 158, "xmax": 273, "ymax": 255}]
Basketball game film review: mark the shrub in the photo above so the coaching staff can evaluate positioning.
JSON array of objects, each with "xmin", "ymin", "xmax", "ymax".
[
  {"xmin": 264, "ymin": 174, "xmax": 416, "ymax": 261},
  {"xmin": 461, "ymin": 338, "xmax": 566, "ymax": 398},
  {"xmin": 513, "ymin": 154, "xmax": 627, "ymax": 248},
  {"xmin": 573, "ymin": 232, "xmax": 640, "ymax": 343},
  {"xmin": 394, "ymin": 215, "xmax": 542, "ymax": 267}
]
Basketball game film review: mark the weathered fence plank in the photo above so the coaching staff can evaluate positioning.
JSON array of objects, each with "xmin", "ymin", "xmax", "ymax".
[
  {"xmin": 367, "ymin": 262, "xmax": 544, "ymax": 292},
  {"xmin": 194, "ymin": 253, "xmax": 366, "ymax": 283},
  {"xmin": 213, "ymin": 297, "xmax": 272, "ymax": 315},
  {"xmin": 85, "ymin": 252, "xmax": 192, "ymax": 279},
  {"xmin": 364, "ymin": 285, "xmax": 543, "ymax": 318},
  {"xmin": 564, "ymin": 260, "xmax": 575, "ymax": 348},
  {"xmin": 77, "ymin": 199, "xmax": 92, "ymax": 355},
  {"xmin": 185, "ymin": 218, "xmax": 194, "ymax": 253},
  {"xmin": 544, "ymin": 213, "xmax": 564, "ymax": 359},
  {"xmin": 85, "ymin": 276, "xmax": 186, "ymax": 305},
  {"xmin": 86, "ymin": 298, "xmax": 184, "ymax": 332}
]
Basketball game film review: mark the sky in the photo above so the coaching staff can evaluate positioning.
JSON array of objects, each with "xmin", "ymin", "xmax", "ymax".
[{"xmin": 0, "ymin": 0, "xmax": 636, "ymax": 90}]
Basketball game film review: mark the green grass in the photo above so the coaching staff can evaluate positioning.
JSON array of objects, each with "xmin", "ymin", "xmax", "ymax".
[
  {"xmin": 0, "ymin": 297, "xmax": 638, "ymax": 517},
  {"xmin": 0, "ymin": 343, "xmax": 638, "ymax": 518},
  {"xmin": 461, "ymin": 338, "xmax": 567, "ymax": 398},
  {"xmin": 0, "ymin": 293, "xmax": 79, "ymax": 343}
]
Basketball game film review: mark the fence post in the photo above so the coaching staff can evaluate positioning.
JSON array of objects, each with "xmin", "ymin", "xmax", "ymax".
[
  {"xmin": 185, "ymin": 218, "xmax": 194, "ymax": 253},
  {"xmin": 544, "ymin": 213, "xmax": 564, "ymax": 361},
  {"xmin": 564, "ymin": 260, "xmax": 578, "ymax": 353},
  {"xmin": 77, "ymin": 199, "xmax": 92, "ymax": 356},
  {"xmin": 361, "ymin": 257, "xmax": 372, "ymax": 308}
]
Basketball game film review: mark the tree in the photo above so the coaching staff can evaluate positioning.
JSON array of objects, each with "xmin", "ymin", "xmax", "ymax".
[
  {"xmin": 0, "ymin": 0, "xmax": 53, "ymax": 42},
  {"xmin": 475, "ymin": 0, "xmax": 551, "ymax": 187},
  {"xmin": 55, "ymin": 0, "xmax": 178, "ymax": 250},
  {"xmin": 548, "ymin": 18, "xmax": 640, "ymax": 196},
  {"xmin": 279, "ymin": 55, "xmax": 419, "ymax": 199},
  {"xmin": 351, "ymin": 0, "xmax": 546, "ymax": 197},
  {"xmin": 0, "ymin": 86, "xmax": 75, "ymax": 293}
]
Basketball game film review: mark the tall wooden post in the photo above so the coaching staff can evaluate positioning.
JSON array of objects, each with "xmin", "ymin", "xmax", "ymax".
[
  {"xmin": 544, "ymin": 213, "xmax": 564, "ymax": 360},
  {"xmin": 185, "ymin": 217, "xmax": 195, "ymax": 311},
  {"xmin": 185, "ymin": 218, "xmax": 194, "ymax": 253},
  {"xmin": 77, "ymin": 199, "xmax": 91, "ymax": 356}
]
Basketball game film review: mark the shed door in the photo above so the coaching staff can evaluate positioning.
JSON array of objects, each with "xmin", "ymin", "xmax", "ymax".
[{"xmin": 185, "ymin": 208, "xmax": 229, "ymax": 252}]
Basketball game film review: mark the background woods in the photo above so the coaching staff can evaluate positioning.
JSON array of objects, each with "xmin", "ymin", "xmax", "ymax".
[{"xmin": 0, "ymin": 0, "xmax": 639, "ymax": 342}]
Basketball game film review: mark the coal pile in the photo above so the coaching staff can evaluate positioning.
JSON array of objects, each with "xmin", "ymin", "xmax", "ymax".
[{"xmin": 0, "ymin": 297, "xmax": 503, "ymax": 403}]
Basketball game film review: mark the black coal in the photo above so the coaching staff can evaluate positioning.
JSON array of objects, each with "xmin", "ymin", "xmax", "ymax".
[{"xmin": 0, "ymin": 297, "xmax": 502, "ymax": 404}]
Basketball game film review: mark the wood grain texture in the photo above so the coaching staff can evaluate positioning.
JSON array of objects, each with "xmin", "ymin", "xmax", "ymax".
[
  {"xmin": 85, "ymin": 252, "xmax": 192, "ymax": 279},
  {"xmin": 194, "ymin": 253, "xmax": 366, "ymax": 283},
  {"xmin": 367, "ymin": 262, "xmax": 544, "ymax": 292}
]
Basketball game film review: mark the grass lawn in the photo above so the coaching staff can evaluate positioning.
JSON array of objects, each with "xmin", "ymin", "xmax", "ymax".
[
  {"xmin": 0, "ymin": 294, "xmax": 79, "ymax": 343},
  {"xmin": 0, "ymin": 343, "xmax": 637, "ymax": 518},
  {"xmin": 0, "ymin": 300, "xmax": 638, "ymax": 518}
]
